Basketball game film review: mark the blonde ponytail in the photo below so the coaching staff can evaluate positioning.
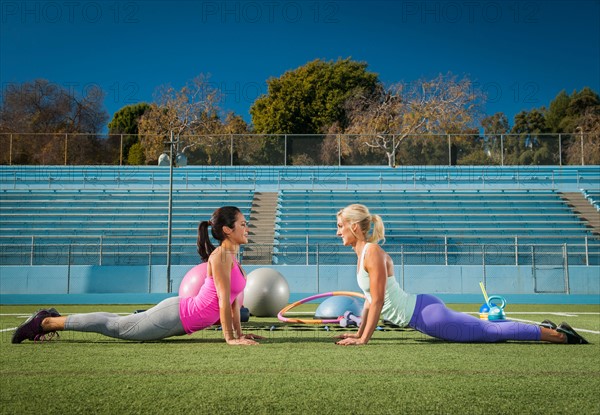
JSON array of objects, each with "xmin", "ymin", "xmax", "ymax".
[{"xmin": 368, "ymin": 214, "xmax": 385, "ymax": 244}]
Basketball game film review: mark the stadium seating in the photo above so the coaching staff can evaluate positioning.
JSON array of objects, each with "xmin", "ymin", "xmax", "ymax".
[
  {"xmin": 273, "ymin": 189, "xmax": 599, "ymax": 265},
  {"xmin": 583, "ymin": 189, "xmax": 600, "ymax": 210},
  {"xmin": 1, "ymin": 165, "xmax": 598, "ymax": 267},
  {"xmin": 0, "ymin": 188, "xmax": 253, "ymax": 265},
  {"xmin": 2, "ymin": 165, "xmax": 599, "ymax": 191}
]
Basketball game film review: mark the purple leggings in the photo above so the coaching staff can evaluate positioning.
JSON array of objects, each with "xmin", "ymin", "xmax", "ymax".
[{"xmin": 408, "ymin": 294, "xmax": 541, "ymax": 343}]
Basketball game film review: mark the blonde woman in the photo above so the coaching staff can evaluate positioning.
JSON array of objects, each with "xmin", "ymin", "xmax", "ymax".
[{"xmin": 334, "ymin": 204, "xmax": 588, "ymax": 346}]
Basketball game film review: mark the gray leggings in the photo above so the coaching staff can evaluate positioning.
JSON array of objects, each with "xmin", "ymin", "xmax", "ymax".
[{"xmin": 64, "ymin": 296, "xmax": 186, "ymax": 341}]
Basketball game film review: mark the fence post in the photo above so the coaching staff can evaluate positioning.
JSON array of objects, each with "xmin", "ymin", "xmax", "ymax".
[
  {"xmin": 580, "ymin": 131, "xmax": 585, "ymax": 166},
  {"xmin": 338, "ymin": 135, "xmax": 341, "ymax": 167},
  {"xmin": 482, "ymin": 244, "xmax": 486, "ymax": 286},
  {"xmin": 401, "ymin": 244, "xmax": 405, "ymax": 289},
  {"xmin": 149, "ymin": 244, "xmax": 153, "ymax": 293},
  {"xmin": 563, "ymin": 243, "xmax": 570, "ymax": 294},
  {"xmin": 558, "ymin": 133, "xmax": 562, "ymax": 166},
  {"xmin": 284, "ymin": 134, "xmax": 287, "ymax": 166},
  {"xmin": 67, "ymin": 244, "xmax": 72, "ymax": 294},
  {"xmin": 585, "ymin": 236, "xmax": 589, "ymax": 266},
  {"xmin": 99, "ymin": 236, "xmax": 103, "ymax": 266},
  {"xmin": 9, "ymin": 134, "xmax": 13, "ymax": 165},
  {"xmin": 316, "ymin": 243, "xmax": 320, "ymax": 293},
  {"xmin": 447, "ymin": 134, "xmax": 451, "ymax": 166},
  {"xmin": 64, "ymin": 133, "xmax": 68, "ymax": 166},
  {"xmin": 120, "ymin": 134, "xmax": 124, "ymax": 166},
  {"xmin": 30, "ymin": 236, "xmax": 35, "ymax": 266},
  {"xmin": 500, "ymin": 134, "xmax": 504, "ymax": 166},
  {"xmin": 230, "ymin": 134, "xmax": 234, "ymax": 166},
  {"xmin": 444, "ymin": 236, "xmax": 448, "ymax": 266},
  {"xmin": 392, "ymin": 135, "xmax": 396, "ymax": 167},
  {"xmin": 306, "ymin": 235, "xmax": 309, "ymax": 265},
  {"xmin": 514, "ymin": 236, "xmax": 518, "ymax": 266}
]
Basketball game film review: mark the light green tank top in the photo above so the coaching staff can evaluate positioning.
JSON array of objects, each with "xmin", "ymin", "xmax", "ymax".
[{"xmin": 356, "ymin": 243, "xmax": 417, "ymax": 327}]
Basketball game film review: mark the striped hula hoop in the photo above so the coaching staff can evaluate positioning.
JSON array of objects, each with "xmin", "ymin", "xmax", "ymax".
[{"xmin": 277, "ymin": 291, "xmax": 365, "ymax": 324}]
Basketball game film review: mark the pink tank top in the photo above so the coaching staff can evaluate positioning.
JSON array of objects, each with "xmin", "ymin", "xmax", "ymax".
[{"xmin": 179, "ymin": 258, "xmax": 246, "ymax": 334}]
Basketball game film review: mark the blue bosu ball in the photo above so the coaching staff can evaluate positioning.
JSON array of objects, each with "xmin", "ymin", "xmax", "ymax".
[{"xmin": 315, "ymin": 296, "xmax": 364, "ymax": 318}]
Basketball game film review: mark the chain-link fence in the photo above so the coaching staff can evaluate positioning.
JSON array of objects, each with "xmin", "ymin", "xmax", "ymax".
[
  {"xmin": 2, "ymin": 240, "xmax": 597, "ymax": 267},
  {"xmin": 1, "ymin": 133, "xmax": 597, "ymax": 166}
]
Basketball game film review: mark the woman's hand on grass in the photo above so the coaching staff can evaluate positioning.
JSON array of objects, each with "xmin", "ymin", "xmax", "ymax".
[
  {"xmin": 334, "ymin": 333, "xmax": 360, "ymax": 340},
  {"xmin": 227, "ymin": 338, "xmax": 259, "ymax": 346},
  {"xmin": 241, "ymin": 333, "xmax": 265, "ymax": 340},
  {"xmin": 335, "ymin": 337, "xmax": 366, "ymax": 346}
]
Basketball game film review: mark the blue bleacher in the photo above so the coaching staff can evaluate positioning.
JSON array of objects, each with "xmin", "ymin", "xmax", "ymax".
[
  {"xmin": 2, "ymin": 165, "xmax": 599, "ymax": 191},
  {"xmin": 0, "ymin": 188, "xmax": 254, "ymax": 265},
  {"xmin": 583, "ymin": 189, "xmax": 600, "ymax": 210},
  {"xmin": 1, "ymin": 166, "xmax": 599, "ymax": 267},
  {"xmin": 273, "ymin": 189, "xmax": 599, "ymax": 265}
]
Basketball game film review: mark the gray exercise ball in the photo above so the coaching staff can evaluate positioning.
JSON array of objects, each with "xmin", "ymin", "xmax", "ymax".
[{"xmin": 244, "ymin": 268, "xmax": 290, "ymax": 317}]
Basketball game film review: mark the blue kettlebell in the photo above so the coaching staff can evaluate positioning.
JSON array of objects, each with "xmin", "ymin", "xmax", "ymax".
[
  {"xmin": 486, "ymin": 295, "xmax": 507, "ymax": 321},
  {"xmin": 478, "ymin": 303, "xmax": 490, "ymax": 320}
]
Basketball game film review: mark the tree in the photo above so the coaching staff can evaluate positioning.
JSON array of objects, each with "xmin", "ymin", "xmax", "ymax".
[
  {"xmin": 108, "ymin": 103, "xmax": 151, "ymax": 135},
  {"xmin": 508, "ymin": 109, "xmax": 554, "ymax": 164},
  {"xmin": 481, "ymin": 112, "xmax": 509, "ymax": 164},
  {"xmin": 138, "ymin": 74, "xmax": 223, "ymax": 164},
  {"xmin": 344, "ymin": 73, "xmax": 484, "ymax": 166},
  {"xmin": 567, "ymin": 87, "xmax": 600, "ymax": 117},
  {"xmin": 107, "ymin": 103, "xmax": 150, "ymax": 164},
  {"xmin": 545, "ymin": 90, "xmax": 571, "ymax": 133},
  {"xmin": 127, "ymin": 142, "xmax": 146, "ymax": 165},
  {"xmin": 251, "ymin": 58, "xmax": 380, "ymax": 134},
  {"xmin": 250, "ymin": 58, "xmax": 380, "ymax": 165},
  {"xmin": 0, "ymin": 79, "xmax": 108, "ymax": 133},
  {"xmin": 0, "ymin": 79, "xmax": 108, "ymax": 164},
  {"xmin": 220, "ymin": 112, "xmax": 262, "ymax": 165},
  {"xmin": 565, "ymin": 106, "xmax": 600, "ymax": 165},
  {"xmin": 543, "ymin": 87, "xmax": 599, "ymax": 164},
  {"xmin": 482, "ymin": 112, "xmax": 509, "ymax": 135}
]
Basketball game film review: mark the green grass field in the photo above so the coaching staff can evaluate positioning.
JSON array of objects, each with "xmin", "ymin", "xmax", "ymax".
[{"xmin": 1, "ymin": 303, "xmax": 599, "ymax": 414}]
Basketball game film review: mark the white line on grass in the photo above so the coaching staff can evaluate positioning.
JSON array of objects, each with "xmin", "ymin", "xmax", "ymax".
[
  {"xmin": 2, "ymin": 314, "xmax": 598, "ymax": 335},
  {"xmin": 507, "ymin": 317, "xmax": 600, "ymax": 335},
  {"xmin": 465, "ymin": 312, "xmax": 600, "ymax": 334},
  {"xmin": 465, "ymin": 312, "xmax": 600, "ymax": 315}
]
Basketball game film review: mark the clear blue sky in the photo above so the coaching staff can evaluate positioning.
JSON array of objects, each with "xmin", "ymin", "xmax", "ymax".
[{"xmin": 1, "ymin": 0, "xmax": 599, "ymax": 131}]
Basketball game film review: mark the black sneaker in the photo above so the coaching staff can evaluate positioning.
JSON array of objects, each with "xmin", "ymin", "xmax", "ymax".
[
  {"xmin": 540, "ymin": 319, "xmax": 557, "ymax": 330},
  {"xmin": 11, "ymin": 308, "xmax": 60, "ymax": 344},
  {"xmin": 556, "ymin": 322, "xmax": 589, "ymax": 344},
  {"xmin": 48, "ymin": 308, "xmax": 61, "ymax": 317}
]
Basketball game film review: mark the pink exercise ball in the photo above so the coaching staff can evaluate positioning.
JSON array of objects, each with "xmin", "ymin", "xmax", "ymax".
[
  {"xmin": 178, "ymin": 262, "xmax": 245, "ymax": 305},
  {"xmin": 179, "ymin": 263, "xmax": 208, "ymax": 298}
]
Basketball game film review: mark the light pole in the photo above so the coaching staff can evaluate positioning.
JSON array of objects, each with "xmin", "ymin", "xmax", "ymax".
[{"xmin": 165, "ymin": 131, "xmax": 178, "ymax": 293}]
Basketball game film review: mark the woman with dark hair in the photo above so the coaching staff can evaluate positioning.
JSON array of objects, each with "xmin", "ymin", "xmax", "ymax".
[{"xmin": 12, "ymin": 206, "xmax": 263, "ymax": 346}]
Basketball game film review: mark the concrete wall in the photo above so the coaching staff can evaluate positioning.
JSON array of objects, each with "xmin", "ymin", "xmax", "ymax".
[{"xmin": 1, "ymin": 264, "xmax": 598, "ymax": 304}]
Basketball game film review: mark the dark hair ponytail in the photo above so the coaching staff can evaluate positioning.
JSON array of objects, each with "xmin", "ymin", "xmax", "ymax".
[
  {"xmin": 197, "ymin": 206, "xmax": 242, "ymax": 262},
  {"xmin": 197, "ymin": 221, "xmax": 214, "ymax": 262}
]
